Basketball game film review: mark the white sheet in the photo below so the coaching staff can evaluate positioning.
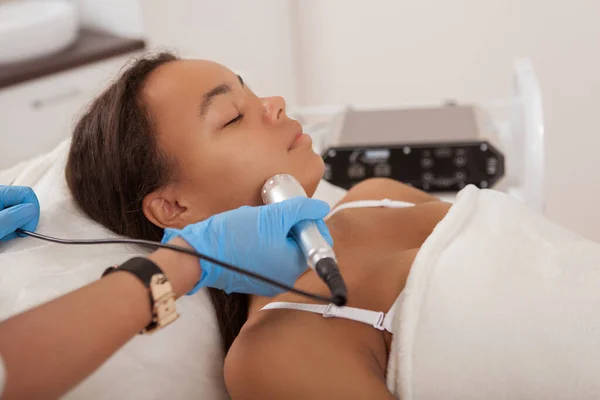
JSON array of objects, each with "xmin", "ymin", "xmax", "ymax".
[
  {"xmin": 388, "ymin": 185, "xmax": 600, "ymax": 399},
  {"xmin": 0, "ymin": 139, "xmax": 348, "ymax": 399}
]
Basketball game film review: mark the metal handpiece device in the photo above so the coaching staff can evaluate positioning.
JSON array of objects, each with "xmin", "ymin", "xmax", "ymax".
[{"xmin": 262, "ymin": 174, "xmax": 347, "ymax": 306}]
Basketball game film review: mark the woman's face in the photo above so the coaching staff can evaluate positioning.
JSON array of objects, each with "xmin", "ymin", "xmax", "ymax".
[{"xmin": 141, "ymin": 59, "xmax": 324, "ymax": 228}]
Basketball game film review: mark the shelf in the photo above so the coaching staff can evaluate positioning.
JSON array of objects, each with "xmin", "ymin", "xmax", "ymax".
[{"xmin": 0, "ymin": 29, "xmax": 146, "ymax": 90}]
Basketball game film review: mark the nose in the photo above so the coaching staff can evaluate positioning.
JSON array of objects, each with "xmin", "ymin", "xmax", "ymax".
[{"xmin": 262, "ymin": 96, "xmax": 286, "ymax": 126}]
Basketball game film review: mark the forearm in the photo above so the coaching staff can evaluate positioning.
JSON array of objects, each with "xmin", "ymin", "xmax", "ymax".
[{"xmin": 0, "ymin": 238, "xmax": 200, "ymax": 399}]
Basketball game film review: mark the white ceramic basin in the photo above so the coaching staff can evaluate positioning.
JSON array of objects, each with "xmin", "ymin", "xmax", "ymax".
[{"xmin": 0, "ymin": 1, "xmax": 79, "ymax": 64}]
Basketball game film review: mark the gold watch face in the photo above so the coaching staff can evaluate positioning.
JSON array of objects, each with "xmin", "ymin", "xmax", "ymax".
[{"xmin": 144, "ymin": 274, "xmax": 179, "ymax": 334}]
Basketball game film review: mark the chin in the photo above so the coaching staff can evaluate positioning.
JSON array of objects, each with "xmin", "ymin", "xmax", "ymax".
[
  {"xmin": 299, "ymin": 154, "xmax": 325, "ymax": 197},
  {"xmin": 270, "ymin": 149, "xmax": 324, "ymax": 198}
]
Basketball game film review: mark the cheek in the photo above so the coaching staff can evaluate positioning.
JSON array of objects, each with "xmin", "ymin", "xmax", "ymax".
[
  {"xmin": 235, "ymin": 138, "xmax": 289, "ymax": 177},
  {"xmin": 182, "ymin": 135, "xmax": 324, "ymax": 213},
  {"xmin": 196, "ymin": 148, "xmax": 278, "ymax": 209}
]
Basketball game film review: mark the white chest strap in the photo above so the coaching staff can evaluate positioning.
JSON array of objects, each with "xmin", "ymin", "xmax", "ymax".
[
  {"xmin": 261, "ymin": 302, "xmax": 395, "ymax": 333},
  {"xmin": 326, "ymin": 198, "xmax": 415, "ymax": 219},
  {"xmin": 0, "ymin": 352, "xmax": 5, "ymax": 398}
]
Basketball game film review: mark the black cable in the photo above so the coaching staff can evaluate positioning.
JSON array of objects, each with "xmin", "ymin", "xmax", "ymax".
[
  {"xmin": 16, "ymin": 228, "xmax": 340, "ymax": 305},
  {"xmin": 315, "ymin": 258, "xmax": 347, "ymax": 306}
]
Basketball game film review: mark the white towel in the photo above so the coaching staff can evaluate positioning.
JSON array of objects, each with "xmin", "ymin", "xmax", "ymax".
[{"xmin": 387, "ymin": 185, "xmax": 600, "ymax": 400}]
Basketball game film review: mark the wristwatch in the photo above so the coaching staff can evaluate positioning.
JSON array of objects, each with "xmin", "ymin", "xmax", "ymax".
[{"xmin": 102, "ymin": 257, "xmax": 179, "ymax": 334}]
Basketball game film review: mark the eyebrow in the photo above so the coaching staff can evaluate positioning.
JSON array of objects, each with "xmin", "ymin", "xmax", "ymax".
[{"xmin": 199, "ymin": 75, "xmax": 245, "ymax": 117}]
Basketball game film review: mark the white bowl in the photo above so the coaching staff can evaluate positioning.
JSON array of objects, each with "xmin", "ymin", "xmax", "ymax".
[{"xmin": 0, "ymin": 1, "xmax": 79, "ymax": 64}]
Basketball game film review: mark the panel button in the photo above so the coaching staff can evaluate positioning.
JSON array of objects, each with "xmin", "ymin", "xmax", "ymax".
[
  {"xmin": 421, "ymin": 157, "xmax": 434, "ymax": 168},
  {"xmin": 348, "ymin": 164, "xmax": 366, "ymax": 179},
  {"xmin": 436, "ymin": 177, "xmax": 454, "ymax": 188},
  {"xmin": 374, "ymin": 163, "xmax": 391, "ymax": 177},
  {"xmin": 324, "ymin": 163, "xmax": 332, "ymax": 180},
  {"xmin": 434, "ymin": 147, "xmax": 452, "ymax": 158},
  {"xmin": 422, "ymin": 172, "xmax": 434, "ymax": 182},
  {"xmin": 454, "ymin": 156, "xmax": 467, "ymax": 167},
  {"xmin": 486, "ymin": 157, "xmax": 498, "ymax": 175}
]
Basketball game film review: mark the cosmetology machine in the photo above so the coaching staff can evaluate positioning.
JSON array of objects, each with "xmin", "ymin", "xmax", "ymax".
[{"xmin": 290, "ymin": 59, "xmax": 545, "ymax": 213}]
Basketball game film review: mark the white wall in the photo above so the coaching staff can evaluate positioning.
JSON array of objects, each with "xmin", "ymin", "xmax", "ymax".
[
  {"xmin": 293, "ymin": 0, "xmax": 600, "ymax": 242},
  {"xmin": 139, "ymin": 0, "xmax": 298, "ymax": 105},
  {"xmin": 76, "ymin": 0, "xmax": 145, "ymax": 37}
]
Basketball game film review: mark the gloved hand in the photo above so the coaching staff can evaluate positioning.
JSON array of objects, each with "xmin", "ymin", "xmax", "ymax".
[
  {"xmin": 162, "ymin": 197, "xmax": 333, "ymax": 297},
  {"xmin": 0, "ymin": 185, "xmax": 40, "ymax": 242}
]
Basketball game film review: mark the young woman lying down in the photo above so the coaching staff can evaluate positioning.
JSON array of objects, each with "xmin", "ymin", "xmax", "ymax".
[{"xmin": 66, "ymin": 53, "xmax": 600, "ymax": 399}]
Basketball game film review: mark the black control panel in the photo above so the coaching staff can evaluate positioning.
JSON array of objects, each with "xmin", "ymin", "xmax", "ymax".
[{"xmin": 322, "ymin": 141, "xmax": 504, "ymax": 192}]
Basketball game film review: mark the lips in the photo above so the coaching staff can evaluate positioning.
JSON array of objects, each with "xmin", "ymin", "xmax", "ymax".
[
  {"xmin": 288, "ymin": 122, "xmax": 304, "ymax": 150},
  {"xmin": 289, "ymin": 132, "xmax": 302, "ymax": 149}
]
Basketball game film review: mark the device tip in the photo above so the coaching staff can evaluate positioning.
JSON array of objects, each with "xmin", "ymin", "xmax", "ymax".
[{"xmin": 332, "ymin": 295, "xmax": 347, "ymax": 307}]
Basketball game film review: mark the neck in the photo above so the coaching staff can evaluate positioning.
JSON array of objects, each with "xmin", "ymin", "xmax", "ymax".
[
  {"xmin": 247, "ymin": 294, "xmax": 269, "ymax": 315},
  {"xmin": 246, "ymin": 268, "xmax": 313, "ymax": 317}
]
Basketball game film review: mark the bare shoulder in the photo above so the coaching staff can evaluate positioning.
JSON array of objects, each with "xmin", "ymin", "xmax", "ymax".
[
  {"xmin": 224, "ymin": 314, "xmax": 395, "ymax": 400},
  {"xmin": 327, "ymin": 179, "xmax": 451, "ymax": 251},
  {"xmin": 340, "ymin": 178, "xmax": 439, "ymax": 205}
]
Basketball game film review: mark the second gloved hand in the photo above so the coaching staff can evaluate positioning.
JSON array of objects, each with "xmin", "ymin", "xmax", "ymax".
[
  {"xmin": 0, "ymin": 185, "xmax": 40, "ymax": 242},
  {"xmin": 162, "ymin": 197, "xmax": 333, "ymax": 297}
]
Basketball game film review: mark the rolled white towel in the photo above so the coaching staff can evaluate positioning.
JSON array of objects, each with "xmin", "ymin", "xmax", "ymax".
[{"xmin": 388, "ymin": 185, "xmax": 600, "ymax": 400}]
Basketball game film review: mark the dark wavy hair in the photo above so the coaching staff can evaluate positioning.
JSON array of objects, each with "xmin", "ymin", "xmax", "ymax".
[{"xmin": 65, "ymin": 52, "xmax": 248, "ymax": 353}]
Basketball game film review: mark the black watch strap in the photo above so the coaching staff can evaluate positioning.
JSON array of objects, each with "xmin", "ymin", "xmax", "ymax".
[{"xmin": 102, "ymin": 257, "xmax": 164, "ymax": 286}]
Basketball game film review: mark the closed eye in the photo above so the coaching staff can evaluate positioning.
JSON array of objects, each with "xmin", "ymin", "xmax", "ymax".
[{"xmin": 224, "ymin": 113, "xmax": 244, "ymax": 127}]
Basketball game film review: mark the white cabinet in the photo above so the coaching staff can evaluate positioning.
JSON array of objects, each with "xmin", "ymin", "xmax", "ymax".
[{"xmin": 0, "ymin": 53, "xmax": 141, "ymax": 171}]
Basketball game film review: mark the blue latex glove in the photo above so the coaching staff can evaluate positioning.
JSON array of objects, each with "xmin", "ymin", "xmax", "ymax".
[
  {"xmin": 0, "ymin": 185, "xmax": 40, "ymax": 243},
  {"xmin": 162, "ymin": 197, "xmax": 333, "ymax": 297}
]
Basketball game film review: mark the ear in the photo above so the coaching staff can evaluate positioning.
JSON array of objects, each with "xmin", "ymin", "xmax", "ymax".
[{"xmin": 142, "ymin": 187, "xmax": 187, "ymax": 229}]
